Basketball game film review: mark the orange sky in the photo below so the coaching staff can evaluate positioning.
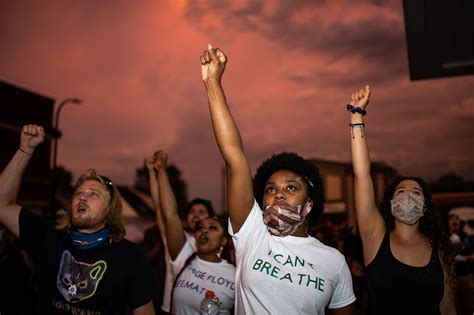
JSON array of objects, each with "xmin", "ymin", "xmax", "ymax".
[{"xmin": 1, "ymin": 0, "xmax": 473, "ymax": 211}]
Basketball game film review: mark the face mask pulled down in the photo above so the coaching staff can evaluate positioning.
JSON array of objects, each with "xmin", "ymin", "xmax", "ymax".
[
  {"xmin": 263, "ymin": 202, "xmax": 312, "ymax": 236},
  {"xmin": 390, "ymin": 191, "xmax": 425, "ymax": 225}
]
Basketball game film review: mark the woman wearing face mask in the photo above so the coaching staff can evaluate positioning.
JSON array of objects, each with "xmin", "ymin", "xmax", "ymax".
[
  {"xmin": 201, "ymin": 45, "xmax": 355, "ymax": 314},
  {"xmin": 153, "ymin": 150, "xmax": 235, "ymax": 314},
  {"xmin": 348, "ymin": 86, "xmax": 456, "ymax": 315}
]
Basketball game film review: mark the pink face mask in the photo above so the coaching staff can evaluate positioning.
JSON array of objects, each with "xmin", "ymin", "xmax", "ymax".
[{"xmin": 263, "ymin": 202, "xmax": 312, "ymax": 236}]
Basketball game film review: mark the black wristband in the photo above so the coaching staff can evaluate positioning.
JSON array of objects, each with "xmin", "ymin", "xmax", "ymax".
[
  {"xmin": 347, "ymin": 104, "xmax": 367, "ymax": 116},
  {"xmin": 349, "ymin": 123, "xmax": 365, "ymax": 127}
]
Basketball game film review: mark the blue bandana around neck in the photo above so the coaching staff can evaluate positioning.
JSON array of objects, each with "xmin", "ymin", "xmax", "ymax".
[{"xmin": 69, "ymin": 227, "xmax": 110, "ymax": 250}]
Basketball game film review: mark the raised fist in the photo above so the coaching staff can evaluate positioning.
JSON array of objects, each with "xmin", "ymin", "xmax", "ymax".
[
  {"xmin": 153, "ymin": 150, "xmax": 168, "ymax": 171},
  {"xmin": 145, "ymin": 157, "xmax": 155, "ymax": 172},
  {"xmin": 350, "ymin": 85, "xmax": 371, "ymax": 109},
  {"xmin": 200, "ymin": 43, "xmax": 227, "ymax": 82},
  {"xmin": 20, "ymin": 124, "xmax": 45, "ymax": 154}
]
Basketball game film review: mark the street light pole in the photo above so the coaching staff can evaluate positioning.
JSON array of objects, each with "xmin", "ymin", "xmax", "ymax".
[
  {"xmin": 52, "ymin": 97, "xmax": 82, "ymax": 171},
  {"xmin": 51, "ymin": 97, "xmax": 82, "ymax": 211}
]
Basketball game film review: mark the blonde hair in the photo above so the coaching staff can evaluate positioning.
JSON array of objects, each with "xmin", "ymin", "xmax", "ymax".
[{"xmin": 57, "ymin": 169, "xmax": 126, "ymax": 241}]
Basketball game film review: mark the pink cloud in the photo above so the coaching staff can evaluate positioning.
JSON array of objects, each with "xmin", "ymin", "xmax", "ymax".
[{"xmin": 1, "ymin": 0, "xmax": 473, "ymax": 211}]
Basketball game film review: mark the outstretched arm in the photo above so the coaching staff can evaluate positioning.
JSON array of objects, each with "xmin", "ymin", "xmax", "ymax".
[
  {"xmin": 201, "ymin": 44, "xmax": 254, "ymax": 233},
  {"xmin": 349, "ymin": 86, "xmax": 385, "ymax": 264},
  {"xmin": 154, "ymin": 150, "xmax": 186, "ymax": 260},
  {"xmin": 0, "ymin": 124, "xmax": 45, "ymax": 237}
]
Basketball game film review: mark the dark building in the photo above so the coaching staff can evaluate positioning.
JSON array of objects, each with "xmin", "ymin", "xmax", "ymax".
[
  {"xmin": 311, "ymin": 159, "xmax": 398, "ymax": 216},
  {"xmin": 403, "ymin": 0, "xmax": 474, "ymax": 80},
  {"xmin": 0, "ymin": 80, "xmax": 55, "ymax": 210}
]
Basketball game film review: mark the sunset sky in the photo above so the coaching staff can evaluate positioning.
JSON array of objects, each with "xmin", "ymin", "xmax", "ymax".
[{"xmin": 2, "ymin": 0, "xmax": 473, "ymax": 211}]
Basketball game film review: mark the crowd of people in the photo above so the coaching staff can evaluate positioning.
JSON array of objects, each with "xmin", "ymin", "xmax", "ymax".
[{"xmin": 0, "ymin": 45, "xmax": 472, "ymax": 314}]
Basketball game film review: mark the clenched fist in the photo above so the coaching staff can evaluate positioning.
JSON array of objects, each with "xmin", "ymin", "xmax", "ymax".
[
  {"xmin": 20, "ymin": 124, "xmax": 45, "ymax": 154},
  {"xmin": 200, "ymin": 43, "xmax": 227, "ymax": 82}
]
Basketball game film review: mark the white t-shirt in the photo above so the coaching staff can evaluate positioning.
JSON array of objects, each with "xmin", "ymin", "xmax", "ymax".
[
  {"xmin": 230, "ymin": 200, "xmax": 355, "ymax": 314},
  {"xmin": 161, "ymin": 231, "xmax": 196, "ymax": 312},
  {"xmin": 170, "ymin": 239, "xmax": 235, "ymax": 315}
]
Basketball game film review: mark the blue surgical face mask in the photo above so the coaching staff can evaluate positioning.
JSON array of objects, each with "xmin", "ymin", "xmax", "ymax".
[{"xmin": 390, "ymin": 191, "xmax": 425, "ymax": 225}]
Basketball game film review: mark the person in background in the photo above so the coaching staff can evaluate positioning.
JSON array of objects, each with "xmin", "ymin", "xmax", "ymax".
[
  {"xmin": 141, "ymin": 158, "xmax": 167, "ymax": 311},
  {"xmin": 0, "ymin": 124, "xmax": 158, "ymax": 314},
  {"xmin": 348, "ymin": 86, "xmax": 456, "ymax": 315},
  {"xmin": 146, "ymin": 151, "xmax": 217, "ymax": 314},
  {"xmin": 154, "ymin": 149, "xmax": 235, "ymax": 314},
  {"xmin": 447, "ymin": 213, "xmax": 474, "ymax": 314},
  {"xmin": 141, "ymin": 223, "xmax": 166, "ymax": 311}
]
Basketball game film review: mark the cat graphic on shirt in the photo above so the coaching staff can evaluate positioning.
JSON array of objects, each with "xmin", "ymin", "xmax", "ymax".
[{"xmin": 56, "ymin": 250, "xmax": 107, "ymax": 303}]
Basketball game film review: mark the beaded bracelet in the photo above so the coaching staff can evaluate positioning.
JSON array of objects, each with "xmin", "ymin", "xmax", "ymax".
[
  {"xmin": 349, "ymin": 122, "xmax": 365, "ymax": 139},
  {"xmin": 18, "ymin": 147, "xmax": 33, "ymax": 156},
  {"xmin": 347, "ymin": 104, "xmax": 367, "ymax": 116}
]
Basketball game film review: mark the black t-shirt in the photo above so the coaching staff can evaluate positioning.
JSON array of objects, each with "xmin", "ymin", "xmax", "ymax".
[
  {"xmin": 0, "ymin": 249, "xmax": 35, "ymax": 315},
  {"xmin": 19, "ymin": 208, "xmax": 158, "ymax": 314},
  {"xmin": 365, "ymin": 232, "xmax": 444, "ymax": 315}
]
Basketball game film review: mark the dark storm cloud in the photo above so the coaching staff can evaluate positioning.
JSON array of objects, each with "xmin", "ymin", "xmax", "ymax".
[{"xmin": 185, "ymin": 0, "xmax": 407, "ymax": 88}]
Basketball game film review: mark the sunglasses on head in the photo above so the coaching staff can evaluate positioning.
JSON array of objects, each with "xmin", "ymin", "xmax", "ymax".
[{"xmin": 99, "ymin": 175, "xmax": 114, "ymax": 198}]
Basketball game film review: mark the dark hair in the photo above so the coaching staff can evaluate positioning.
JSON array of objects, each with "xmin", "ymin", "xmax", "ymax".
[
  {"xmin": 185, "ymin": 198, "xmax": 216, "ymax": 218},
  {"xmin": 253, "ymin": 152, "xmax": 325, "ymax": 227},
  {"xmin": 379, "ymin": 176, "xmax": 456, "ymax": 288}
]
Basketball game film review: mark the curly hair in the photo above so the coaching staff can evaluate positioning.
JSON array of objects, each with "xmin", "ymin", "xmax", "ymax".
[
  {"xmin": 185, "ymin": 198, "xmax": 216, "ymax": 218},
  {"xmin": 253, "ymin": 152, "xmax": 325, "ymax": 227},
  {"xmin": 379, "ymin": 176, "xmax": 456, "ymax": 288},
  {"xmin": 72, "ymin": 169, "xmax": 126, "ymax": 242}
]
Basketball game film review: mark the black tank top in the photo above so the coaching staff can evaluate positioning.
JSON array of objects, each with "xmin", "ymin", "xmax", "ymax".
[{"xmin": 365, "ymin": 232, "xmax": 444, "ymax": 315}]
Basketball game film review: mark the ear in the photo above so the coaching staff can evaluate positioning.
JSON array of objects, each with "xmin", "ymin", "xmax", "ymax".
[
  {"xmin": 221, "ymin": 237, "xmax": 228, "ymax": 247},
  {"xmin": 422, "ymin": 205, "xmax": 428, "ymax": 215},
  {"xmin": 305, "ymin": 198, "xmax": 314, "ymax": 212}
]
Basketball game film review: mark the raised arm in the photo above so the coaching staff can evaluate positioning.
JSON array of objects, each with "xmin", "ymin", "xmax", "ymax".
[
  {"xmin": 201, "ymin": 44, "xmax": 254, "ymax": 233},
  {"xmin": 146, "ymin": 156, "xmax": 166, "ymax": 238},
  {"xmin": 0, "ymin": 124, "xmax": 45, "ymax": 237},
  {"xmin": 146, "ymin": 157, "xmax": 159, "ymax": 208},
  {"xmin": 154, "ymin": 150, "xmax": 185, "ymax": 260},
  {"xmin": 349, "ymin": 86, "xmax": 385, "ymax": 263}
]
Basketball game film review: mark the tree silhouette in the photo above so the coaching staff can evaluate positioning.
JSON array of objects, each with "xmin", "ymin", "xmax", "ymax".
[{"xmin": 133, "ymin": 160, "xmax": 188, "ymax": 218}]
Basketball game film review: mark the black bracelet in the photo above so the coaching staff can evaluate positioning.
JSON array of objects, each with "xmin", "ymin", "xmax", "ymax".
[
  {"xmin": 349, "ymin": 123, "xmax": 365, "ymax": 127},
  {"xmin": 347, "ymin": 104, "xmax": 367, "ymax": 116},
  {"xmin": 18, "ymin": 147, "xmax": 33, "ymax": 156}
]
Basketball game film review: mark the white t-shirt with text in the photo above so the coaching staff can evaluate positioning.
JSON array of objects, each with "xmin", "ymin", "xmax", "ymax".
[
  {"xmin": 170, "ymin": 238, "xmax": 235, "ymax": 314},
  {"xmin": 161, "ymin": 232, "xmax": 196, "ymax": 312},
  {"xmin": 230, "ymin": 200, "xmax": 355, "ymax": 314}
]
